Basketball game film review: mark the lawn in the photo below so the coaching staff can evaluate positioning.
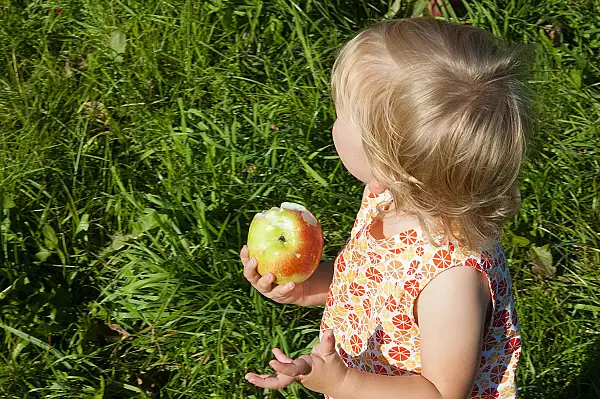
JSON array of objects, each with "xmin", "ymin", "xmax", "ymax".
[{"xmin": 0, "ymin": 0, "xmax": 599, "ymax": 398}]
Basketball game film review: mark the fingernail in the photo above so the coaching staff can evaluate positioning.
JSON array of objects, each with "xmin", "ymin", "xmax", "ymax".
[
  {"xmin": 249, "ymin": 259, "xmax": 256, "ymax": 267},
  {"xmin": 268, "ymin": 274, "xmax": 275, "ymax": 282},
  {"xmin": 286, "ymin": 283, "xmax": 294, "ymax": 289}
]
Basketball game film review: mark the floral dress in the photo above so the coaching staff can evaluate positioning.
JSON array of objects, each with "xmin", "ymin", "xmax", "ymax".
[{"xmin": 320, "ymin": 189, "xmax": 521, "ymax": 399}]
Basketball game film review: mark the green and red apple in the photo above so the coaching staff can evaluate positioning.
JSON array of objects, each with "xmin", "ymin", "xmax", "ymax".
[{"xmin": 247, "ymin": 202, "xmax": 323, "ymax": 284}]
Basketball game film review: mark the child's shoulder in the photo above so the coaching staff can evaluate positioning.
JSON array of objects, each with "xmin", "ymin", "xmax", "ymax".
[{"xmin": 424, "ymin": 236, "xmax": 506, "ymax": 271}]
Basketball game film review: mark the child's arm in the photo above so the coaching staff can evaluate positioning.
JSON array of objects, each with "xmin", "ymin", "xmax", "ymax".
[
  {"xmin": 331, "ymin": 267, "xmax": 491, "ymax": 399},
  {"xmin": 297, "ymin": 260, "xmax": 334, "ymax": 306}
]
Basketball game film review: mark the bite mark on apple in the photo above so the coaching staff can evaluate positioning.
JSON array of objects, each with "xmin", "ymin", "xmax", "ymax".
[
  {"xmin": 281, "ymin": 202, "xmax": 318, "ymax": 226},
  {"xmin": 280, "ymin": 202, "xmax": 306, "ymax": 212}
]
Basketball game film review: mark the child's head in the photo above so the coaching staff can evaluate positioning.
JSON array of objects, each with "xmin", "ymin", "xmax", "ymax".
[{"xmin": 331, "ymin": 18, "xmax": 534, "ymax": 249}]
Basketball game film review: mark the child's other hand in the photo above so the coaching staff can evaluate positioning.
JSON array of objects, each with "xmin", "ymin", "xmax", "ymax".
[
  {"xmin": 245, "ymin": 330, "xmax": 348, "ymax": 395},
  {"xmin": 245, "ymin": 348, "xmax": 298, "ymax": 390},
  {"xmin": 241, "ymin": 245, "xmax": 308, "ymax": 305}
]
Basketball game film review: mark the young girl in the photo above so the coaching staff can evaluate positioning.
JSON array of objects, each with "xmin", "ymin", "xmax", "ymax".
[{"xmin": 241, "ymin": 18, "xmax": 532, "ymax": 399}]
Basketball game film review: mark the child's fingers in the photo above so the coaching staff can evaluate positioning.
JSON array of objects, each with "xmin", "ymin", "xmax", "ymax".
[
  {"xmin": 240, "ymin": 245, "xmax": 249, "ymax": 261},
  {"xmin": 254, "ymin": 272, "xmax": 276, "ymax": 293},
  {"xmin": 272, "ymin": 348, "xmax": 294, "ymax": 363},
  {"xmin": 269, "ymin": 282, "xmax": 296, "ymax": 298},
  {"xmin": 312, "ymin": 329, "xmax": 336, "ymax": 356},
  {"xmin": 269, "ymin": 356, "xmax": 312, "ymax": 377},
  {"xmin": 245, "ymin": 372, "xmax": 295, "ymax": 389},
  {"xmin": 242, "ymin": 258, "xmax": 261, "ymax": 285}
]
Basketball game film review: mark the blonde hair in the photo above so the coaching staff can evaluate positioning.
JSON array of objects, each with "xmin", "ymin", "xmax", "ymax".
[{"xmin": 332, "ymin": 18, "xmax": 534, "ymax": 250}]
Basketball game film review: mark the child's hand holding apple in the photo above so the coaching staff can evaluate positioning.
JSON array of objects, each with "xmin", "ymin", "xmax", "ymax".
[
  {"xmin": 241, "ymin": 202, "xmax": 324, "ymax": 306},
  {"xmin": 241, "ymin": 244, "xmax": 309, "ymax": 305}
]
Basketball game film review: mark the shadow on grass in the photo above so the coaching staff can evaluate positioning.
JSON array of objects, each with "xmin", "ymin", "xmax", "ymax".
[{"xmin": 557, "ymin": 336, "xmax": 600, "ymax": 399}]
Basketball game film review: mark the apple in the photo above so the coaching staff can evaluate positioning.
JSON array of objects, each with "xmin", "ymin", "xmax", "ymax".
[{"xmin": 247, "ymin": 202, "xmax": 323, "ymax": 285}]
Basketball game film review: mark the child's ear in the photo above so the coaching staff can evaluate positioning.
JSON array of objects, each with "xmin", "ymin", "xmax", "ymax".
[{"xmin": 368, "ymin": 179, "xmax": 386, "ymax": 194}]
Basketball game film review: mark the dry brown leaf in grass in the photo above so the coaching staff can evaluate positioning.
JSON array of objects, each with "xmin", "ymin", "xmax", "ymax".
[
  {"xmin": 65, "ymin": 57, "xmax": 88, "ymax": 77},
  {"xmin": 108, "ymin": 322, "xmax": 132, "ymax": 340},
  {"xmin": 81, "ymin": 101, "xmax": 107, "ymax": 121}
]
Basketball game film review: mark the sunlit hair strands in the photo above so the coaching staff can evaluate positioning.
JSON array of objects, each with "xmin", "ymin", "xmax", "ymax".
[{"xmin": 331, "ymin": 18, "xmax": 535, "ymax": 250}]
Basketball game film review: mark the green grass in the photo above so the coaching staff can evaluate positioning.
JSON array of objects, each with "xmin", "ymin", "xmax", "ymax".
[{"xmin": 0, "ymin": 0, "xmax": 599, "ymax": 398}]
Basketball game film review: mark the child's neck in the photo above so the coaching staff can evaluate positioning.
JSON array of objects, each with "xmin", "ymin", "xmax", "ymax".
[{"xmin": 370, "ymin": 202, "xmax": 423, "ymax": 240}]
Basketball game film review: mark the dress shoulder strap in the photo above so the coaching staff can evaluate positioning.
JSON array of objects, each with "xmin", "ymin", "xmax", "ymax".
[{"xmin": 350, "ymin": 188, "xmax": 393, "ymax": 239}]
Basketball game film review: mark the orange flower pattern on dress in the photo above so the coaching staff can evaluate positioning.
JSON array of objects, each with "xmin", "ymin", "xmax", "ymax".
[{"xmin": 321, "ymin": 189, "xmax": 521, "ymax": 399}]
